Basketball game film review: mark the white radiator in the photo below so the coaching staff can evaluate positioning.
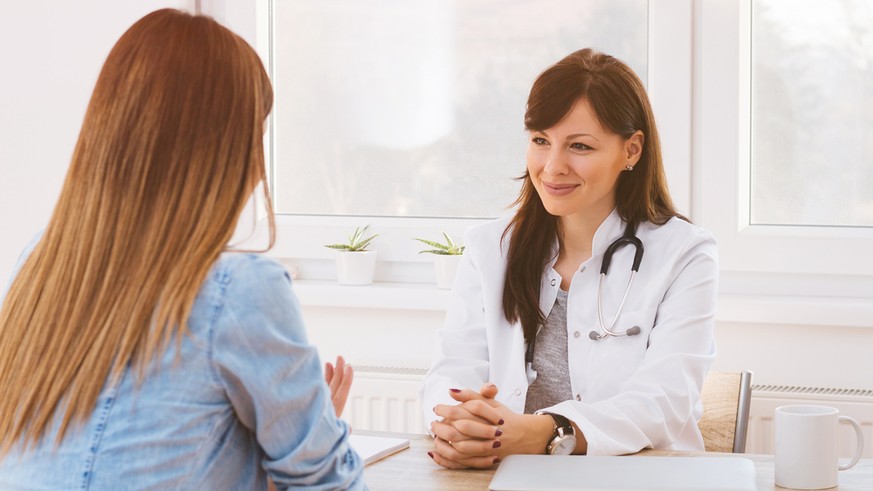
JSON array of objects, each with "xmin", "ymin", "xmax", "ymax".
[
  {"xmin": 341, "ymin": 366, "xmax": 428, "ymax": 434},
  {"xmin": 342, "ymin": 367, "xmax": 873, "ymax": 458},
  {"xmin": 747, "ymin": 385, "xmax": 873, "ymax": 458}
]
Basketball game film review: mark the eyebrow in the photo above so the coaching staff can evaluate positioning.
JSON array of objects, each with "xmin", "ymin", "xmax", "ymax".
[
  {"xmin": 567, "ymin": 132, "xmax": 600, "ymax": 142},
  {"xmin": 534, "ymin": 130, "xmax": 600, "ymax": 142}
]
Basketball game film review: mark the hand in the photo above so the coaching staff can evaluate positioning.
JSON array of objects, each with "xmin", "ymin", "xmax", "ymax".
[
  {"xmin": 430, "ymin": 384, "xmax": 555, "ymax": 469},
  {"xmin": 447, "ymin": 385, "xmax": 553, "ymax": 456},
  {"xmin": 324, "ymin": 356, "xmax": 354, "ymax": 417},
  {"xmin": 429, "ymin": 384, "xmax": 503, "ymax": 469}
]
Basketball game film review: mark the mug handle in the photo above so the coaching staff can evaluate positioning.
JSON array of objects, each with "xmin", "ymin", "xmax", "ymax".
[{"xmin": 838, "ymin": 415, "xmax": 865, "ymax": 471}]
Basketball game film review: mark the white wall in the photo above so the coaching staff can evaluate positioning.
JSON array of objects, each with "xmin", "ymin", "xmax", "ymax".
[{"xmin": 0, "ymin": 0, "xmax": 193, "ymax": 288}]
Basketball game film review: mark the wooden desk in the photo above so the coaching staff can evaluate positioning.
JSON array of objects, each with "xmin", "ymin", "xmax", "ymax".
[{"xmin": 362, "ymin": 433, "xmax": 873, "ymax": 491}]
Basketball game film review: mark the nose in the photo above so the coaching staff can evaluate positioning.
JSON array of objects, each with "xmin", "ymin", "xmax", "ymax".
[{"xmin": 543, "ymin": 149, "xmax": 569, "ymax": 175}]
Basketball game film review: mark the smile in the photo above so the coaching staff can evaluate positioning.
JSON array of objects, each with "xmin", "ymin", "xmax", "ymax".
[{"xmin": 542, "ymin": 181, "xmax": 580, "ymax": 196}]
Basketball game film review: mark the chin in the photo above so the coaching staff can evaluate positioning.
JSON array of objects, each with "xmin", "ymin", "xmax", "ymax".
[{"xmin": 540, "ymin": 202, "xmax": 575, "ymax": 217}]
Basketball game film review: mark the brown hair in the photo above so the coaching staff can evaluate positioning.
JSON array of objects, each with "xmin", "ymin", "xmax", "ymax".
[
  {"xmin": 0, "ymin": 9, "xmax": 274, "ymax": 453},
  {"xmin": 502, "ymin": 48, "xmax": 681, "ymax": 343}
]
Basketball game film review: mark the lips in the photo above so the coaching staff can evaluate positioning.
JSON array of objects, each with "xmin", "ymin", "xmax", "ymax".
[{"xmin": 542, "ymin": 181, "xmax": 580, "ymax": 196}]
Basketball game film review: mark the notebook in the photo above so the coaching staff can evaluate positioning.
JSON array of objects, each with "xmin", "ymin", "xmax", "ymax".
[
  {"xmin": 489, "ymin": 454, "xmax": 757, "ymax": 491},
  {"xmin": 348, "ymin": 434, "xmax": 410, "ymax": 465}
]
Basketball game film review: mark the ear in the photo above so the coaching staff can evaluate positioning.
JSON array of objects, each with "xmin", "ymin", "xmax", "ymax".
[{"xmin": 624, "ymin": 130, "xmax": 645, "ymax": 168}]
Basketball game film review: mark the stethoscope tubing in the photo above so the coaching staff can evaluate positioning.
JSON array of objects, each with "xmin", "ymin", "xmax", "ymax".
[
  {"xmin": 526, "ymin": 222, "xmax": 645, "ymax": 364},
  {"xmin": 595, "ymin": 270, "xmax": 637, "ymax": 338}
]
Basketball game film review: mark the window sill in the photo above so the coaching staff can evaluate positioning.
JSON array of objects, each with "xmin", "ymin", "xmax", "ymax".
[
  {"xmin": 291, "ymin": 279, "xmax": 451, "ymax": 311},
  {"xmin": 290, "ymin": 280, "xmax": 871, "ymax": 328},
  {"xmin": 717, "ymin": 294, "xmax": 873, "ymax": 328}
]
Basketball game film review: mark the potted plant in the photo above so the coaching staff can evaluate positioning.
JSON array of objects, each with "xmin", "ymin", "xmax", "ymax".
[
  {"xmin": 414, "ymin": 233, "xmax": 465, "ymax": 289},
  {"xmin": 325, "ymin": 225, "xmax": 379, "ymax": 285}
]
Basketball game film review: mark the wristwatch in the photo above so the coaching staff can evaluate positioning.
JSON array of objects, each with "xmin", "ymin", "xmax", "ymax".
[{"xmin": 535, "ymin": 411, "xmax": 577, "ymax": 455}]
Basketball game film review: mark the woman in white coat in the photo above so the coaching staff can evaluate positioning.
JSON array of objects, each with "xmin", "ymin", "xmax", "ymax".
[{"xmin": 422, "ymin": 48, "xmax": 718, "ymax": 469}]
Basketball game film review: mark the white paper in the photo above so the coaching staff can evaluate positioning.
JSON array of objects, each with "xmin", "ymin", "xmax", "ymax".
[{"xmin": 349, "ymin": 434, "xmax": 410, "ymax": 465}]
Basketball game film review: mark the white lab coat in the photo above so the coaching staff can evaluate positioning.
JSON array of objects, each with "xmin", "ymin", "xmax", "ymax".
[{"xmin": 421, "ymin": 208, "xmax": 718, "ymax": 455}]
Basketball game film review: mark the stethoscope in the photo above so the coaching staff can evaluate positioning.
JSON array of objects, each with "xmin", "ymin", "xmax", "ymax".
[
  {"xmin": 589, "ymin": 222, "xmax": 644, "ymax": 341},
  {"xmin": 525, "ymin": 222, "xmax": 645, "ymax": 364}
]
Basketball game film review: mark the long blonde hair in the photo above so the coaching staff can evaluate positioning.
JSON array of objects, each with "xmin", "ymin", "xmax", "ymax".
[{"xmin": 0, "ymin": 9, "xmax": 274, "ymax": 453}]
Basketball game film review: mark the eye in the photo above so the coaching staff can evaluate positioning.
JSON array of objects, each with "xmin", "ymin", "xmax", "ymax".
[
  {"xmin": 570, "ymin": 142, "xmax": 593, "ymax": 151},
  {"xmin": 531, "ymin": 136, "xmax": 549, "ymax": 146}
]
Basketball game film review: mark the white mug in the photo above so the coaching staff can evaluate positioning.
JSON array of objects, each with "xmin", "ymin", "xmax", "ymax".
[{"xmin": 775, "ymin": 405, "xmax": 865, "ymax": 489}]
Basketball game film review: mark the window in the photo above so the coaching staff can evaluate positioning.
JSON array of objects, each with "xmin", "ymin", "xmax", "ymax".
[
  {"xmin": 245, "ymin": 0, "xmax": 693, "ymax": 284},
  {"xmin": 214, "ymin": 1, "xmax": 872, "ymax": 325},
  {"xmin": 751, "ymin": 0, "xmax": 873, "ymax": 228},
  {"xmin": 269, "ymin": 1, "xmax": 648, "ymax": 219},
  {"xmin": 695, "ymin": 0, "xmax": 873, "ymax": 326}
]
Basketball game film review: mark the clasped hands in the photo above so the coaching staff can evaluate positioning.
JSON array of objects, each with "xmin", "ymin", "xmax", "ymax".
[{"xmin": 429, "ymin": 384, "xmax": 554, "ymax": 469}]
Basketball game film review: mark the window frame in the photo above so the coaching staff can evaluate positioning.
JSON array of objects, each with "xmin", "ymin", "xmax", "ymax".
[{"xmin": 695, "ymin": 0, "xmax": 873, "ymax": 277}]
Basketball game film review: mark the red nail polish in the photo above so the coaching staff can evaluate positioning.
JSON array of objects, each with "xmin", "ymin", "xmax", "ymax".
[
  {"xmin": 493, "ymin": 457, "xmax": 501, "ymax": 464},
  {"xmin": 449, "ymin": 388, "xmax": 461, "ymax": 393},
  {"xmin": 493, "ymin": 441, "xmax": 502, "ymax": 448},
  {"xmin": 495, "ymin": 429, "xmax": 503, "ymax": 437},
  {"xmin": 428, "ymin": 451, "xmax": 434, "ymax": 459},
  {"xmin": 498, "ymin": 418, "xmax": 505, "ymax": 425}
]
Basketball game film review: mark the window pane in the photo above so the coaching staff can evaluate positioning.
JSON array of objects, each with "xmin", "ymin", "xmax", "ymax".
[
  {"xmin": 271, "ymin": 0, "xmax": 648, "ymax": 218},
  {"xmin": 751, "ymin": 0, "xmax": 873, "ymax": 227}
]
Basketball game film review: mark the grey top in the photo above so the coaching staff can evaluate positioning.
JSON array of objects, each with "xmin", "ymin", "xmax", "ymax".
[{"xmin": 524, "ymin": 289, "xmax": 573, "ymax": 414}]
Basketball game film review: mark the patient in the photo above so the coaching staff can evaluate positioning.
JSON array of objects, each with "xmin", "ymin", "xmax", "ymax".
[{"xmin": 0, "ymin": 9, "xmax": 364, "ymax": 490}]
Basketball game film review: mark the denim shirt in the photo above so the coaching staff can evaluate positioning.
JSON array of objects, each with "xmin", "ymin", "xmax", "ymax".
[{"xmin": 0, "ymin": 242, "xmax": 366, "ymax": 490}]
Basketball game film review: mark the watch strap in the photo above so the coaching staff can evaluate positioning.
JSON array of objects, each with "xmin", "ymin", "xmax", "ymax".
[{"xmin": 535, "ymin": 411, "xmax": 575, "ymax": 454}]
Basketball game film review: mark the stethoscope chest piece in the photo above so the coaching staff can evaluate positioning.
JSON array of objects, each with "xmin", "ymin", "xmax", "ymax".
[{"xmin": 589, "ymin": 324, "xmax": 641, "ymax": 341}]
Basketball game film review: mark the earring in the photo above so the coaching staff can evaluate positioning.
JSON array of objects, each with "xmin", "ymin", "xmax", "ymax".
[{"xmin": 625, "ymin": 165, "xmax": 634, "ymax": 171}]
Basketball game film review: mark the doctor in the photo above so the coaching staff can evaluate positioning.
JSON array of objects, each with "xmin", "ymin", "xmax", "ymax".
[{"xmin": 422, "ymin": 48, "xmax": 718, "ymax": 469}]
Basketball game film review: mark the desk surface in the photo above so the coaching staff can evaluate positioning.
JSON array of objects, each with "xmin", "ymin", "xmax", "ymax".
[{"xmin": 362, "ymin": 432, "xmax": 873, "ymax": 491}]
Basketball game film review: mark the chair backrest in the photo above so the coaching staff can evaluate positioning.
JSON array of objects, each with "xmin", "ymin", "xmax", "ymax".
[{"xmin": 698, "ymin": 371, "xmax": 753, "ymax": 453}]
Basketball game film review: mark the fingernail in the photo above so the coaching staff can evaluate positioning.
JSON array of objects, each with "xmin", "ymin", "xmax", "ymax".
[
  {"xmin": 493, "ymin": 457, "xmax": 501, "ymax": 464},
  {"xmin": 495, "ymin": 429, "xmax": 503, "ymax": 437},
  {"xmin": 449, "ymin": 388, "xmax": 461, "ymax": 393},
  {"xmin": 427, "ymin": 451, "xmax": 434, "ymax": 459},
  {"xmin": 432, "ymin": 406, "xmax": 437, "ymax": 413},
  {"xmin": 493, "ymin": 441, "xmax": 502, "ymax": 448},
  {"xmin": 498, "ymin": 418, "xmax": 505, "ymax": 425}
]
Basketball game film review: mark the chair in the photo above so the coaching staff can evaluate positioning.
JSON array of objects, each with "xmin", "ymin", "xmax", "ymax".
[{"xmin": 699, "ymin": 370, "xmax": 753, "ymax": 453}]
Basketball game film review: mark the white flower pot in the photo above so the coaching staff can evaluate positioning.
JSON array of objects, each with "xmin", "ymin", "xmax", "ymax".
[
  {"xmin": 335, "ymin": 250, "xmax": 377, "ymax": 285},
  {"xmin": 433, "ymin": 254, "xmax": 462, "ymax": 289}
]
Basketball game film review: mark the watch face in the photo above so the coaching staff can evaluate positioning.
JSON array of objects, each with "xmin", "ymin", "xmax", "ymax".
[{"xmin": 551, "ymin": 435, "xmax": 576, "ymax": 455}]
